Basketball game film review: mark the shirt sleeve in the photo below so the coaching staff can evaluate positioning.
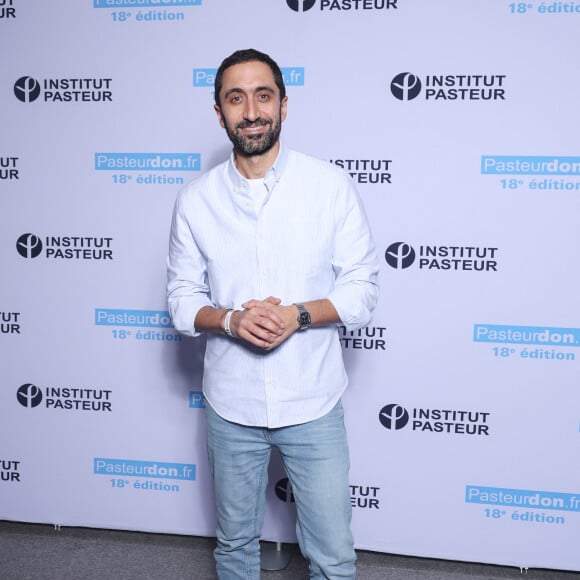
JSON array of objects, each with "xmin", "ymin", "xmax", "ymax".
[
  {"xmin": 326, "ymin": 175, "xmax": 380, "ymax": 332},
  {"xmin": 166, "ymin": 188, "xmax": 213, "ymax": 337}
]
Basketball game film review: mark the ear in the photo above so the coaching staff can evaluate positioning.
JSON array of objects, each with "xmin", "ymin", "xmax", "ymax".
[
  {"xmin": 280, "ymin": 96, "xmax": 288, "ymax": 122},
  {"xmin": 214, "ymin": 103, "xmax": 226, "ymax": 128}
]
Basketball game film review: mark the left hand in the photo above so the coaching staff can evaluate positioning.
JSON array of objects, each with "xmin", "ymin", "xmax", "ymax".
[{"xmin": 241, "ymin": 296, "xmax": 299, "ymax": 350}]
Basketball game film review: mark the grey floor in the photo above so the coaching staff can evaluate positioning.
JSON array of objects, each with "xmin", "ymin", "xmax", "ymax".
[{"xmin": 0, "ymin": 520, "xmax": 578, "ymax": 580}]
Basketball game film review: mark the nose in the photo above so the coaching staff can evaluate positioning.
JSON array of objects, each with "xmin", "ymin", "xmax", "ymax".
[{"xmin": 243, "ymin": 98, "xmax": 260, "ymax": 122}]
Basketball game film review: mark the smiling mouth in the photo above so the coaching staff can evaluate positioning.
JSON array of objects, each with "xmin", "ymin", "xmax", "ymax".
[
  {"xmin": 239, "ymin": 119, "xmax": 270, "ymax": 130},
  {"xmin": 238, "ymin": 124, "xmax": 270, "ymax": 140},
  {"xmin": 242, "ymin": 125, "xmax": 266, "ymax": 133}
]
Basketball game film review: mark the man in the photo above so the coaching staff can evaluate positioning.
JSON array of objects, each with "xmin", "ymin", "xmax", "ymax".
[{"xmin": 167, "ymin": 48, "xmax": 379, "ymax": 579}]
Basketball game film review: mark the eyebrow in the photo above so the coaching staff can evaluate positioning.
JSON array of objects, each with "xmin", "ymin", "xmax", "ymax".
[{"xmin": 223, "ymin": 85, "xmax": 276, "ymax": 99}]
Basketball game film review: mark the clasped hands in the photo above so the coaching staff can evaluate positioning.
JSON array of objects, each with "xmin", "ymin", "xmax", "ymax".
[{"xmin": 228, "ymin": 296, "xmax": 299, "ymax": 351}]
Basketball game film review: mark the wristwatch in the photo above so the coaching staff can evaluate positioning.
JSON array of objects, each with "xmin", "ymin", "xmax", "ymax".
[{"xmin": 294, "ymin": 303, "xmax": 311, "ymax": 330}]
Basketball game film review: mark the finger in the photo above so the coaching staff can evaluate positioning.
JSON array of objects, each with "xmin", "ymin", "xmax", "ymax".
[
  {"xmin": 257, "ymin": 310, "xmax": 285, "ymax": 333},
  {"xmin": 235, "ymin": 311, "xmax": 282, "ymax": 342},
  {"xmin": 263, "ymin": 296, "xmax": 281, "ymax": 305},
  {"xmin": 242, "ymin": 306, "xmax": 285, "ymax": 332},
  {"xmin": 241, "ymin": 297, "xmax": 281, "ymax": 309},
  {"xmin": 262, "ymin": 328, "xmax": 293, "ymax": 351},
  {"xmin": 247, "ymin": 314, "xmax": 284, "ymax": 337}
]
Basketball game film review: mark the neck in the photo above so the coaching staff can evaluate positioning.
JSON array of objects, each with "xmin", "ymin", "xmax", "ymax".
[{"xmin": 233, "ymin": 141, "xmax": 280, "ymax": 179}]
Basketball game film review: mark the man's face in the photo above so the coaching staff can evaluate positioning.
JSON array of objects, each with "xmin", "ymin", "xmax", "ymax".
[{"xmin": 215, "ymin": 61, "xmax": 287, "ymax": 157}]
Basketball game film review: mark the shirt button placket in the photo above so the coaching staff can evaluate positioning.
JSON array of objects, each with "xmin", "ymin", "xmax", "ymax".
[{"xmin": 256, "ymin": 216, "xmax": 268, "ymax": 297}]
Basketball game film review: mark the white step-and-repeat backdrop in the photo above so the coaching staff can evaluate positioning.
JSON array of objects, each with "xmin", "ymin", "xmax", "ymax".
[{"xmin": 2, "ymin": 0, "xmax": 580, "ymax": 573}]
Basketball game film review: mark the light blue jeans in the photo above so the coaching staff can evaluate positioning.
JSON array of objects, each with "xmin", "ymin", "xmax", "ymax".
[{"xmin": 205, "ymin": 400, "xmax": 356, "ymax": 580}]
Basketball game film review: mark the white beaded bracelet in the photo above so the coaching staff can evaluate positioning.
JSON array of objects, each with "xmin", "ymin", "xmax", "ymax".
[{"xmin": 224, "ymin": 309, "xmax": 236, "ymax": 337}]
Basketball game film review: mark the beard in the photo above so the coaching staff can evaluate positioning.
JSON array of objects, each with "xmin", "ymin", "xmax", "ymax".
[{"xmin": 224, "ymin": 113, "xmax": 282, "ymax": 157}]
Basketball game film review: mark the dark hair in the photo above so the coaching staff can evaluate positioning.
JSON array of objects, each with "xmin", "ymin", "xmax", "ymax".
[{"xmin": 214, "ymin": 48, "xmax": 286, "ymax": 106}]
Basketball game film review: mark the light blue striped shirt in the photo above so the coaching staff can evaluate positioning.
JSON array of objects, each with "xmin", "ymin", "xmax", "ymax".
[{"xmin": 167, "ymin": 144, "xmax": 379, "ymax": 427}]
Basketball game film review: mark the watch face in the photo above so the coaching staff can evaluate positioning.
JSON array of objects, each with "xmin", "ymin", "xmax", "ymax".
[
  {"xmin": 295, "ymin": 303, "xmax": 311, "ymax": 329},
  {"xmin": 299, "ymin": 310, "xmax": 311, "ymax": 327}
]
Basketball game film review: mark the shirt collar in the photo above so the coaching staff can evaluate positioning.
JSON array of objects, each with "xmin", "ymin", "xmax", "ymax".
[{"xmin": 227, "ymin": 142, "xmax": 289, "ymax": 194}]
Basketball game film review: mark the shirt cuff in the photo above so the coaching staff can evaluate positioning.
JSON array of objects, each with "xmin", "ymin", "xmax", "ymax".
[{"xmin": 327, "ymin": 281, "xmax": 378, "ymax": 333}]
